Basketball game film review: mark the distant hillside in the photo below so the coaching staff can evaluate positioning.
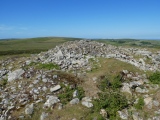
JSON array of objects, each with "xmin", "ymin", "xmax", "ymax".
[
  {"xmin": 0, "ymin": 37, "xmax": 82, "ymax": 56},
  {"xmin": 94, "ymin": 38, "xmax": 160, "ymax": 48},
  {"xmin": 0, "ymin": 37, "xmax": 160, "ymax": 56}
]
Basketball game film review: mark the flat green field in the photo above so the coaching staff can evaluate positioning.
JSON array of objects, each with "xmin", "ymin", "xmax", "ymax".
[
  {"xmin": 95, "ymin": 39, "xmax": 160, "ymax": 48},
  {"xmin": 0, "ymin": 37, "xmax": 81, "ymax": 55}
]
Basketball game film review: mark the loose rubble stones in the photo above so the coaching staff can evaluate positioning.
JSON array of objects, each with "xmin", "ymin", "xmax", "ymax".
[
  {"xmin": 35, "ymin": 40, "xmax": 160, "ymax": 71},
  {"xmin": 0, "ymin": 40, "xmax": 160, "ymax": 119},
  {"xmin": 8, "ymin": 69, "xmax": 25, "ymax": 82},
  {"xmin": 25, "ymin": 103, "xmax": 34, "ymax": 115}
]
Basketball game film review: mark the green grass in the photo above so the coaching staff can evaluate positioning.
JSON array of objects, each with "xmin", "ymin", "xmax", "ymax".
[
  {"xmin": 94, "ymin": 39, "xmax": 160, "ymax": 49},
  {"xmin": 37, "ymin": 63, "xmax": 60, "ymax": 70},
  {"xmin": 58, "ymin": 84, "xmax": 85, "ymax": 104},
  {"xmin": 134, "ymin": 97, "xmax": 145, "ymax": 110},
  {"xmin": 0, "ymin": 79, "xmax": 8, "ymax": 86},
  {"xmin": 0, "ymin": 37, "xmax": 81, "ymax": 56},
  {"xmin": 149, "ymin": 71, "xmax": 160, "ymax": 84},
  {"xmin": 87, "ymin": 57, "xmax": 144, "ymax": 81}
]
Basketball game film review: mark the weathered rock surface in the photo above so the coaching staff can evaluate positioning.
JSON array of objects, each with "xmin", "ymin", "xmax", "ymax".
[
  {"xmin": 25, "ymin": 103, "xmax": 34, "ymax": 115},
  {"xmin": 81, "ymin": 97, "xmax": 93, "ymax": 108},
  {"xmin": 40, "ymin": 112, "xmax": 48, "ymax": 120},
  {"xmin": 50, "ymin": 85, "xmax": 61, "ymax": 92},
  {"xmin": 8, "ymin": 69, "xmax": 25, "ymax": 82},
  {"xmin": 70, "ymin": 98, "xmax": 79, "ymax": 105},
  {"xmin": 43, "ymin": 96, "xmax": 60, "ymax": 108},
  {"xmin": 118, "ymin": 109, "xmax": 128, "ymax": 120}
]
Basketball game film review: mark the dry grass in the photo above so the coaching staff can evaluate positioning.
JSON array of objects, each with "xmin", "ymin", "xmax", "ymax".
[
  {"xmin": 81, "ymin": 57, "xmax": 145, "ymax": 98},
  {"xmin": 88, "ymin": 57, "xmax": 144, "ymax": 78},
  {"xmin": 47, "ymin": 104, "xmax": 91, "ymax": 120}
]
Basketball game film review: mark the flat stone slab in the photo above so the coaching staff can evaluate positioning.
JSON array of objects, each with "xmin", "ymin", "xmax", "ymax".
[{"xmin": 50, "ymin": 85, "xmax": 61, "ymax": 92}]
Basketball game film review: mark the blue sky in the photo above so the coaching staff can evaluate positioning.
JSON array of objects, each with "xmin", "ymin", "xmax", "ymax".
[{"xmin": 0, "ymin": 0, "xmax": 160, "ymax": 39}]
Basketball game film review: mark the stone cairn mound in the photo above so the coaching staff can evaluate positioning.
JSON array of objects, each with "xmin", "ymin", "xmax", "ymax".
[
  {"xmin": 36, "ymin": 40, "xmax": 160, "ymax": 71},
  {"xmin": 0, "ymin": 40, "xmax": 160, "ymax": 119}
]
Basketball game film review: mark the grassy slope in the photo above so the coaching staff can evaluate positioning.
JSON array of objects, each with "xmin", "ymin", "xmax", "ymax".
[
  {"xmin": 94, "ymin": 39, "xmax": 160, "ymax": 49},
  {"xmin": 0, "ymin": 37, "xmax": 81, "ymax": 55},
  {"xmin": 0, "ymin": 37, "xmax": 160, "ymax": 56}
]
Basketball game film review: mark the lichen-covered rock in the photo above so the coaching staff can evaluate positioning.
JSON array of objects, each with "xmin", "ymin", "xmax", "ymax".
[
  {"xmin": 70, "ymin": 98, "xmax": 79, "ymax": 105},
  {"xmin": 25, "ymin": 103, "xmax": 34, "ymax": 115},
  {"xmin": 81, "ymin": 101, "xmax": 93, "ymax": 108},
  {"xmin": 40, "ymin": 112, "xmax": 48, "ymax": 120},
  {"xmin": 144, "ymin": 97, "xmax": 152, "ymax": 105},
  {"xmin": 121, "ymin": 83, "xmax": 132, "ymax": 95},
  {"xmin": 43, "ymin": 96, "xmax": 60, "ymax": 108},
  {"xmin": 73, "ymin": 90, "xmax": 78, "ymax": 98},
  {"xmin": 8, "ymin": 69, "xmax": 25, "ymax": 82},
  {"xmin": 100, "ymin": 109, "xmax": 107, "ymax": 118},
  {"xmin": 50, "ymin": 85, "xmax": 61, "ymax": 92},
  {"xmin": 118, "ymin": 109, "xmax": 128, "ymax": 120}
]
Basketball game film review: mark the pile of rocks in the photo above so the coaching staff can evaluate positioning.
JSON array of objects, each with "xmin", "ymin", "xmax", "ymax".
[
  {"xmin": 117, "ymin": 70, "xmax": 160, "ymax": 120},
  {"xmin": 0, "ymin": 40, "xmax": 160, "ymax": 119},
  {"xmin": 35, "ymin": 40, "xmax": 160, "ymax": 71},
  {"xmin": 0, "ymin": 67, "xmax": 93, "ymax": 119}
]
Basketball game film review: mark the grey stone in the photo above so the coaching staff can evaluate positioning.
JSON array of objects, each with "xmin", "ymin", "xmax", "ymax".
[
  {"xmin": 25, "ymin": 60, "xmax": 31, "ymax": 65},
  {"xmin": 100, "ymin": 109, "xmax": 107, "ymax": 118},
  {"xmin": 40, "ymin": 112, "xmax": 48, "ymax": 120},
  {"xmin": 58, "ymin": 103, "xmax": 63, "ymax": 110},
  {"xmin": 33, "ymin": 89, "xmax": 39, "ymax": 94},
  {"xmin": 0, "ymin": 69, "xmax": 8, "ymax": 79},
  {"xmin": 129, "ymin": 80, "xmax": 144, "ymax": 87},
  {"xmin": 122, "ymin": 70, "xmax": 128, "ymax": 74},
  {"xmin": 29, "ymin": 84, "xmax": 33, "ymax": 88},
  {"xmin": 82, "ymin": 97, "xmax": 92, "ymax": 102},
  {"xmin": 135, "ymin": 87, "xmax": 148, "ymax": 93},
  {"xmin": 70, "ymin": 98, "xmax": 79, "ymax": 105},
  {"xmin": 118, "ymin": 109, "xmax": 128, "ymax": 120},
  {"xmin": 73, "ymin": 90, "xmax": 78, "ymax": 98},
  {"xmin": 153, "ymin": 100, "xmax": 160, "ymax": 107},
  {"xmin": 132, "ymin": 112, "xmax": 143, "ymax": 120},
  {"xmin": 0, "ymin": 116, "xmax": 5, "ymax": 120},
  {"xmin": 8, "ymin": 69, "xmax": 25, "ymax": 82},
  {"xmin": 19, "ymin": 115, "xmax": 25, "ymax": 119},
  {"xmin": 147, "ymin": 102, "xmax": 153, "ymax": 109},
  {"xmin": 25, "ymin": 103, "xmax": 34, "ymax": 115},
  {"xmin": 92, "ymin": 77, "xmax": 97, "ymax": 81},
  {"xmin": 42, "ymin": 78, "xmax": 48, "ymax": 82},
  {"xmin": 50, "ymin": 85, "xmax": 61, "ymax": 92},
  {"xmin": 81, "ymin": 101, "xmax": 93, "ymax": 108},
  {"xmin": 155, "ymin": 109, "xmax": 160, "ymax": 115},
  {"xmin": 44, "ymin": 96, "xmax": 60, "ymax": 108},
  {"xmin": 152, "ymin": 116, "xmax": 160, "ymax": 120},
  {"xmin": 33, "ymin": 80, "xmax": 39, "ymax": 84},
  {"xmin": 42, "ymin": 86, "xmax": 47, "ymax": 92},
  {"xmin": 144, "ymin": 97, "xmax": 152, "ymax": 105},
  {"xmin": 53, "ymin": 75, "xmax": 58, "ymax": 79},
  {"xmin": 121, "ymin": 83, "xmax": 132, "ymax": 95}
]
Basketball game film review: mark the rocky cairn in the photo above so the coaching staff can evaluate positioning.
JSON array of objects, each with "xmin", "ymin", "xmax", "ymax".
[
  {"xmin": 0, "ymin": 40, "xmax": 160, "ymax": 120},
  {"xmin": 35, "ymin": 40, "xmax": 160, "ymax": 71}
]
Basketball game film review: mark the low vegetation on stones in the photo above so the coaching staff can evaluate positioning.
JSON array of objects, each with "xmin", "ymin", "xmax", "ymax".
[
  {"xmin": 134, "ymin": 97, "xmax": 145, "ymax": 110},
  {"xmin": 149, "ymin": 71, "xmax": 160, "ymax": 84},
  {"xmin": 94, "ymin": 74, "xmax": 128, "ymax": 119},
  {"xmin": 37, "ymin": 63, "xmax": 60, "ymax": 70},
  {"xmin": 58, "ymin": 84, "xmax": 85, "ymax": 104}
]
